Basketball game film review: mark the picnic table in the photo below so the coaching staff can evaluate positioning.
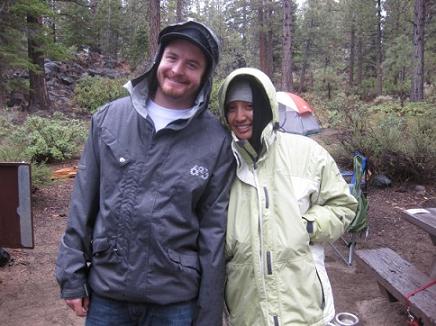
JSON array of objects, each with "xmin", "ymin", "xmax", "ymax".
[
  {"xmin": 355, "ymin": 207, "xmax": 436, "ymax": 325},
  {"xmin": 401, "ymin": 208, "xmax": 436, "ymax": 278}
]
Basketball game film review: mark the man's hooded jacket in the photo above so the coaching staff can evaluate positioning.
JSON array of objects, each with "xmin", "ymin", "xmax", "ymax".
[
  {"xmin": 218, "ymin": 68, "xmax": 357, "ymax": 326},
  {"xmin": 55, "ymin": 21, "xmax": 234, "ymax": 326}
]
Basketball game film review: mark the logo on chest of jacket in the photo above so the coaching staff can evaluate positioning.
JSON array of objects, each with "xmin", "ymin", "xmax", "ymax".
[{"xmin": 190, "ymin": 165, "xmax": 209, "ymax": 180}]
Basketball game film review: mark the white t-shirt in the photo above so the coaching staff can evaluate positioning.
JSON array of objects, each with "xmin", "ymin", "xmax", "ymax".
[{"xmin": 146, "ymin": 99, "xmax": 195, "ymax": 131}]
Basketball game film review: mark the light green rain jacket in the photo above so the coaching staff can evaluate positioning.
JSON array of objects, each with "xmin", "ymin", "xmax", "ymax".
[{"xmin": 218, "ymin": 68, "xmax": 357, "ymax": 326}]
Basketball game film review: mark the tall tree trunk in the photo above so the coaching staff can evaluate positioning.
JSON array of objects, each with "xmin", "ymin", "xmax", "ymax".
[
  {"xmin": 49, "ymin": 0, "xmax": 56, "ymax": 43},
  {"xmin": 375, "ymin": 0, "xmax": 383, "ymax": 96},
  {"xmin": 176, "ymin": 0, "xmax": 183, "ymax": 22},
  {"xmin": 258, "ymin": 3, "xmax": 267, "ymax": 74},
  {"xmin": 135, "ymin": 0, "xmax": 160, "ymax": 74},
  {"xmin": 298, "ymin": 38, "xmax": 310, "ymax": 93},
  {"xmin": 298, "ymin": 14, "xmax": 314, "ymax": 93},
  {"xmin": 265, "ymin": 0, "xmax": 273, "ymax": 78},
  {"xmin": 280, "ymin": 0, "xmax": 293, "ymax": 91},
  {"xmin": 148, "ymin": 0, "xmax": 160, "ymax": 58},
  {"xmin": 323, "ymin": 57, "xmax": 331, "ymax": 100},
  {"xmin": 348, "ymin": 20, "xmax": 355, "ymax": 88},
  {"xmin": 90, "ymin": 0, "xmax": 98, "ymax": 15},
  {"xmin": 27, "ymin": 14, "xmax": 50, "ymax": 112},
  {"xmin": 410, "ymin": 0, "xmax": 426, "ymax": 101},
  {"xmin": 356, "ymin": 36, "xmax": 363, "ymax": 87},
  {"xmin": 242, "ymin": 0, "xmax": 248, "ymax": 49}
]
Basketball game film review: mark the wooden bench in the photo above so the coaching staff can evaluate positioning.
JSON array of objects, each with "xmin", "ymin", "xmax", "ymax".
[{"xmin": 355, "ymin": 247, "xmax": 436, "ymax": 326}]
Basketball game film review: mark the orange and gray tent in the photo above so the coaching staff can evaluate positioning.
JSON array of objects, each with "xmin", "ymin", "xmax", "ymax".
[{"xmin": 277, "ymin": 91, "xmax": 320, "ymax": 135}]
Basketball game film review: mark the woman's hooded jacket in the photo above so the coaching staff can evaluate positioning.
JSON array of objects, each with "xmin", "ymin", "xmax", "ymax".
[{"xmin": 218, "ymin": 68, "xmax": 357, "ymax": 326}]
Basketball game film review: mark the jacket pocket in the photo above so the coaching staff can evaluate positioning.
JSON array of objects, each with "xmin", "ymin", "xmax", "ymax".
[
  {"xmin": 101, "ymin": 127, "xmax": 131, "ymax": 167},
  {"xmin": 167, "ymin": 249, "xmax": 199, "ymax": 273},
  {"xmin": 315, "ymin": 267, "xmax": 326, "ymax": 310},
  {"xmin": 91, "ymin": 238, "xmax": 120, "ymax": 264}
]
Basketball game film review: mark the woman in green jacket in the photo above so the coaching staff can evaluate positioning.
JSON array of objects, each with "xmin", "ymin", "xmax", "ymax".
[{"xmin": 218, "ymin": 68, "xmax": 357, "ymax": 326}]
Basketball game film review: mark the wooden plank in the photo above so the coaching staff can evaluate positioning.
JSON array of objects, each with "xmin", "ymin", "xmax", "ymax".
[
  {"xmin": 355, "ymin": 248, "xmax": 436, "ymax": 326},
  {"xmin": 401, "ymin": 208, "xmax": 436, "ymax": 238}
]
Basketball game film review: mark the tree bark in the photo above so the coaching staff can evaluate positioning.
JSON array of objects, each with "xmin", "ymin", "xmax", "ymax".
[
  {"xmin": 356, "ymin": 36, "xmax": 363, "ymax": 87},
  {"xmin": 176, "ymin": 0, "xmax": 183, "ymax": 22},
  {"xmin": 375, "ymin": 0, "xmax": 383, "ymax": 96},
  {"xmin": 410, "ymin": 0, "xmax": 426, "ymax": 101},
  {"xmin": 280, "ymin": 0, "xmax": 293, "ymax": 91},
  {"xmin": 149, "ymin": 0, "xmax": 160, "ymax": 59},
  {"xmin": 348, "ymin": 19, "xmax": 355, "ymax": 88},
  {"xmin": 265, "ymin": 0, "xmax": 273, "ymax": 78},
  {"xmin": 258, "ymin": 2, "xmax": 267, "ymax": 74},
  {"xmin": 298, "ymin": 14, "xmax": 314, "ymax": 93},
  {"xmin": 27, "ymin": 14, "xmax": 50, "ymax": 112},
  {"xmin": 135, "ymin": 0, "xmax": 160, "ymax": 74}
]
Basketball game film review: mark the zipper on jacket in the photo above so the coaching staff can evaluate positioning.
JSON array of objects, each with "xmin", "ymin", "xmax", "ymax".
[
  {"xmin": 273, "ymin": 315, "xmax": 280, "ymax": 326},
  {"xmin": 263, "ymin": 186, "xmax": 269, "ymax": 209},
  {"xmin": 315, "ymin": 268, "xmax": 326, "ymax": 309},
  {"xmin": 252, "ymin": 163, "xmax": 266, "ymax": 294},
  {"xmin": 266, "ymin": 251, "xmax": 273, "ymax": 275}
]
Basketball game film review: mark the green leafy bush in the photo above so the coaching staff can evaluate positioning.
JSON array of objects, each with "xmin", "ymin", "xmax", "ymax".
[
  {"xmin": 7, "ymin": 113, "xmax": 87, "ymax": 163},
  {"xmin": 338, "ymin": 106, "xmax": 436, "ymax": 182},
  {"xmin": 208, "ymin": 79, "xmax": 222, "ymax": 117},
  {"xmin": 0, "ymin": 115, "xmax": 13, "ymax": 139},
  {"xmin": 74, "ymin": 76, "xmax": 128, "ymax": 113},
  {"xmin": 0, "ymin": 144, "xmax": 51, "ymax": 188}
]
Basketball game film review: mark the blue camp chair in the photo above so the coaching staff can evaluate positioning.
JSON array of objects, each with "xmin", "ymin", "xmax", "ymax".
[{"xmin": 329, "ymin": 152, "xmax": 369, "ymax": 266}]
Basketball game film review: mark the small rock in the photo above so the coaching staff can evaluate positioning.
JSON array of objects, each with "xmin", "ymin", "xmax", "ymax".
[
  {"xmin": 0, "ymin": 247, "xmax": 11, "ymax": 267},
  {"xmin": 414, "ymin": 185, "xmax": 426, "ymax": 194},
  {"xmin": 372, "ymin": 174, "xmax": 392, "ymax": 188}
]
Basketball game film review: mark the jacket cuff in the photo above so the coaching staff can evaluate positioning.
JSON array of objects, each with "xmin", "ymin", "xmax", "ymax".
[{"xmin": 60, "ymin": 283, "xmax": 90, "ymax": 299}]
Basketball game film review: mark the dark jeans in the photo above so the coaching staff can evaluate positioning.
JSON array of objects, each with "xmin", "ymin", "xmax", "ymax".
[{"xmin": 85, "ymin": 293, "xmax": 195, "ymax": 326}]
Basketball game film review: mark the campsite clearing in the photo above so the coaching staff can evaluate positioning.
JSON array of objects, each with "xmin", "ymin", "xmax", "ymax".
[{"xmin": 0, "ymin": 156, "xmax": 435, "ymax": 325}]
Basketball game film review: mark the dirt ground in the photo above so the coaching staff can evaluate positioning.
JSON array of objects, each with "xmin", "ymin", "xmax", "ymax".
[{"xmin": 0, "ymin": 159, "xmax": 435, "ymax": 326}]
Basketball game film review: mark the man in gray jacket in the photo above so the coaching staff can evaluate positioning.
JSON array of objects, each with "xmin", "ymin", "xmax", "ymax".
[{"xmin": 55, "ymin": 20, "xmax": 234, "ymax": 326}]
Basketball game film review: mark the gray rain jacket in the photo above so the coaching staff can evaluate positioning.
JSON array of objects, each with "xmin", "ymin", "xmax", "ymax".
[{"xmin": 55, "ymin": 53, "xmax": 234, "ymax": 326}]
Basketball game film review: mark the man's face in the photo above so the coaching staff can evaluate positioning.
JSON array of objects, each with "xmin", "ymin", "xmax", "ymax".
[
  {"xmin": 226, "ymin": 101, "xmax": 253, "ymax": 140},
  {"xmin": 154, "ymin": 39, "xmax": 207, "ymax": 109}
]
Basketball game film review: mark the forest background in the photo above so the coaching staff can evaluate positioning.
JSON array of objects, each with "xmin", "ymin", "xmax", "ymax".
[{"xmin": 0, "ymin": 0, "xmax": 435, "ymax": 185}]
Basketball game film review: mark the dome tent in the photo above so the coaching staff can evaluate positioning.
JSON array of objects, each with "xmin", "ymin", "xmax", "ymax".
[{"xmin": 277, "ymin": 91, "xmax": 320, "ymax": 135}]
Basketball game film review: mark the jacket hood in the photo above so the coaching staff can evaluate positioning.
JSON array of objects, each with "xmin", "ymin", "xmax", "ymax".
[
  {"xmin": 124, "ymin": 21, "xmax": 219, "ymax": 123},
  {"xmin": 159, "ymin": 20, "xmax": 220, "ymax": 72},
  {"xmin": 218, "ymin": 68, "xmax": 279, "ymax": 158}
]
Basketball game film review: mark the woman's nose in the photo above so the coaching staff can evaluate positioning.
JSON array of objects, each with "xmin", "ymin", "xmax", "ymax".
[{"xmin": 235, "ymin": 108, "xmax": 246, "ymax": 121}]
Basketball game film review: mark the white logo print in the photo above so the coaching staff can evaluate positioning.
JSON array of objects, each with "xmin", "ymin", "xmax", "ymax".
[{"xmin": 190, "ymin": 165, "xmax": 209, "ymax": 180}]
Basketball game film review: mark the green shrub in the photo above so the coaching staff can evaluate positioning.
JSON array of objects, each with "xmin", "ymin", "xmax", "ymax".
[
  {"xmin": 74, "ymin": 76, "xmax": 128, "ymax": 113},
  {"xmin": 369, "ymin": 101, "xmax": 432, "ymax": 116},
  {"xmin": 7, "ymin": 113, "xmax": 87, "ymax": 163},
  {"xmin": 29, "ymin": 162, "xmax": 52, "ymax": 188},
  {"xmin": 339, "ymin": 109, "xmax": 436, "ymax": 182},
  {"xmin": 209, "ymin": 79, "xmax": 222, "ymax": 117},
  {"xmin": 0, "ymin": 145, "xmax": 51, "ymax": 188},
  {"xmin": 319, "ymin": 92, "xmax": 364, "ymax": 128},
  {"xmin": 0, "ymin": 115, "xmax": 13, "ymax": 139}
]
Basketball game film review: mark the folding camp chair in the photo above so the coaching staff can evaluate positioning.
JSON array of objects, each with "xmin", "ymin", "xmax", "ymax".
[{"xmin": 329, "ymin": 153, "xmax": 369, "ymax": 266}]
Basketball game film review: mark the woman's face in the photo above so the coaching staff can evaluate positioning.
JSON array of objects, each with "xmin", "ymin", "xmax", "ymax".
[{"xmin": 226, "ymin": 101, "xmax": 253, "ymax": 140}]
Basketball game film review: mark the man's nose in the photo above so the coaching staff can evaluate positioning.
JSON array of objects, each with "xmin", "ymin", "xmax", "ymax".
[{"xmin": 171, "ymin": 61, "xmax": 184, "ymax": 75}]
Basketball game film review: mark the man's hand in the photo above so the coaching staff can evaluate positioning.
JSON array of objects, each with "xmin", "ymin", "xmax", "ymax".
[{"xmin": 65, "ymin": 297, "xmax": 90, "ymax": 317}]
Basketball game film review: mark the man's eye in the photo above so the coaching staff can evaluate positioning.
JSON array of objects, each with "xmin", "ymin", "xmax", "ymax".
[
  {"xmin": 187, "ymin": 62, "xmax": 199, "ymax": 70},
  {"xmin": 165, "ymin": 55, "xmax": 177, "ymax": 62}
]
